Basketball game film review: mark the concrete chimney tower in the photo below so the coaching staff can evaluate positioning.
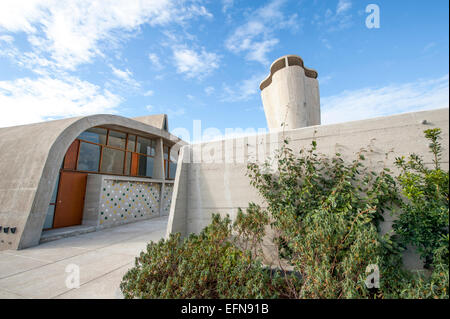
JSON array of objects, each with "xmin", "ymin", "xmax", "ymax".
[{"xmin": 260, "ymin": 55, "xmax": 320, "ymax": 131}]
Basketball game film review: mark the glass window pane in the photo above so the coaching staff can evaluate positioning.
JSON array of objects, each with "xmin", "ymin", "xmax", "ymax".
[
  {"xmin": 100, "ymin": 147, "xmax": 125, "ymax": 175},
  {"xmin": 169, "ymin": 162, "xmax": 177, "ymax": 179},
  {"xmin": 127, "ymin": 135, "xmax": 136, "ymax": 151},
  {"xmin": 78, "ymin": 127, "xmax": 107, "ymax": 144},
  {"xmin": 43, "ymin": 205, "xmax": 55, "ymax": 229},
  {"xmin": 124, "ymin": 152, "xmax": 131, "ymax": 176},
  {"xmin": 108, "ymin": 130, "xmax": 126, "ymax": 149},
  {"xmin": 137, "ymin": 137, "xmax": 155, "ymax": 156},
  {"xmin": 77, "ymin": 142, "xmax": 100, "ymax": 172},
  {"xmin": 163, "ymin": 146, "xmax": 169, "ymax": 160},
  {"xmin": 50, "ymin": 175, "xmax": 60, "ymax": 203},
  {"xmin": 164, "ymin": 160, "xmax": 168, "ymax": 179},
  {"xmin": 138, "ymin": 155, "xmax": 154, "ymax": 177}
]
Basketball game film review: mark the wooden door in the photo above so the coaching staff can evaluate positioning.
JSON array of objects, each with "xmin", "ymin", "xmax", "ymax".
[{"xmin": 53, "ymin": 171, "xmax": 87, "ymax": 228}]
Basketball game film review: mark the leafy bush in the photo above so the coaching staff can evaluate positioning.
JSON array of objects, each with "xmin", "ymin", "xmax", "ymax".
[
  {"xmin": 121, "ymin": 129, "xmax": 448, "ymax": 299},
  {"xmin": 247, "ymin": 138, "xmax": 402, "ymax": 298},
  {"xmin": 120, "ymin": 213, "xmax": 293, "ymax": 298},
  {"xmin": 393, "ymin": 128, "xmax": 449, "ymax": 267}
]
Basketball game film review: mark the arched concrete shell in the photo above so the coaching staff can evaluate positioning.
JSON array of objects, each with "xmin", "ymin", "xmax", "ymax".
[{"xmin": 0, "ymin": 114, "xmax": 184, "ymax": 250}]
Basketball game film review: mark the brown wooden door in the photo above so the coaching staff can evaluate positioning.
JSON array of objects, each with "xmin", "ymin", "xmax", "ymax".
[{"xmin": 53, "ymin": 171, "xmax": 87, "ymax": 228}]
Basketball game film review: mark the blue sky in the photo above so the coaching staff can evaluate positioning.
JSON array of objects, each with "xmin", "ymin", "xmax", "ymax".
[{"xmin": 0, "ymin": 0, "xmax": 448, "ymax": 140}]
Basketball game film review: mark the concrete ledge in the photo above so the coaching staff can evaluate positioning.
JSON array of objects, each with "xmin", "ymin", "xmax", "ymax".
[{"xmin": 40, "ymin": 225, "xmax": 97, "ymax": 244}]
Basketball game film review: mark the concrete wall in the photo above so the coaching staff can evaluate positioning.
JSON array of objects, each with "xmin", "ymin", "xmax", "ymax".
[
  {"xmin": 0, "ymin": 114, "xmax": 184, "ymax": 250},
  {"xmin": 167, "ymin": 108, "xmax": 449, "ymax": 270}
]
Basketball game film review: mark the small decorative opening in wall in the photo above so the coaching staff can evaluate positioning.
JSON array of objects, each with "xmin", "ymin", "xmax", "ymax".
[
  {"xmin": 3, "ymin": 227, "xmax": 9, "ymax": 233},
  {"xmin": 10, "ymin": 227, "xmax": 16, "ymax": 234}
]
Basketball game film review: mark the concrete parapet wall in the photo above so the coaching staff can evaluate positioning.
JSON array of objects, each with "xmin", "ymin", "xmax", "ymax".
[{"xmin": 167, "ymin": 108, "xmax": 449, "ymax": 270}]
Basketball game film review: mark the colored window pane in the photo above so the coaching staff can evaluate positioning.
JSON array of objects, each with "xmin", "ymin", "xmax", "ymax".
[
  {"xmin": 108, "ymin": 130, "xmax": 126, "ymax": 149},
  {"xmin": 138, "ymin": 155, "xmax": 154, "ymax": 177},
  {"xmin": 100, "ymin": 147, "xmax": 125, "ymax": 175},
  {"xmin": 127, "ymin": 135, "xmax": 136, "ymax": 151},
  {"xmin": 78, "ymin": 127, "xmax": 107, "ymax": 144},
  {"xmin": 125, "ymin": 152, "xmax": 131, "ymax": 175},
  {"xmin": 77, "ymin": 142, "xmax": 100, "ymax": 172},
  {"xmin": 169, "ymin": 162, "xmax": 177, "ymax": 179},
  {"xmin": 137, "ymin": 137, "xmax": 155, "ymax": 156}
]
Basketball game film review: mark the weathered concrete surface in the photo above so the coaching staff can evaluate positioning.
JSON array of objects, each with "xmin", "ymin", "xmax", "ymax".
[
  {"xmin": 167, "ymin": 108, "xmax": 449, "ymax": 270},
  {"xmin": 0, "ymin": 114, "xmax": 185, "ymax": 251},
  {"xmin": 0, "ymin": 216, "xmax": 167, "ymax": 299},
  {"xmin": 133, "ymin": 114, "xmax": 168, "ymax": 131},
  {"xmin": 260, "ymin": 55, "xmax": 320, "ymax": 131}
]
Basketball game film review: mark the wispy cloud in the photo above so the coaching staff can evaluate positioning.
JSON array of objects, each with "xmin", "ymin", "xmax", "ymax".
[
  {"xmin": 0, "ymin": 0, "xmax": 213, "ymax": 71},
  {"xmin": 172, "ymin": 45, "xmax": 220, "ymax": 79},
  {"xmin": 221, "ymin": 73, "xmax": 266, "ymax": 102},
  {"xmin": 0, "ymin": 76, "xmax": 121, "ymax": 127},
  {"xmin": 204, "ymin": 86, "xmax": 215, "ymax": 95},
  {"xmin": 336, "ymin": 0, "xmax": 352, "ymax": 15},
  {"xmin": 222, "ymin": 0, "xmax": 234, "ymax": 13},
  {"xmin": 321, "ymin": 74, "xmax": 449, "ymax": 124},
  {"xmin": 148, "ymin": 53, "xmax": 164, "ymax": 70},
  {"xmin": 225, "ymin": 0, "xmax": 300, "ymax": 65},
  {"xmin": 110, "ymin": 65, "xmax": 140, "ymax": 88},
  {"xmin": 313, "ymin": 0, "xmax": 353, "ymax": 33}
]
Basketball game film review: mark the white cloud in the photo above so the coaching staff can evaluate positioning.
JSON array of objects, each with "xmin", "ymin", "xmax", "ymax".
[
  {"xmin": 109, "ymin": 64, "xmax": 141, "ymax": 91},
  {"xmin": 0, "ymin": 76, "xmax": 121, "ymax": 127},
  {"xmin": 225, "ymin": 0, "xmax": 299, "ymax": 65},
  {"xmin": 0, "ymin": 0, "xmax": 213, "ymax": 71},
  {"xmin": 145, "ymin": 104, "xmax": 154, "ymax": 112},
  {"xmin": 313, "ymin": 0, "xmax": 353, "ymax": 33},
  {"xmin": 111, "ymin": 65, "xmax": 133, "ymax": 82},
  {"xmin": 321, "ymin": 74, "xmax": 449, "ymax": 124},
  {"xmin": 148, "ymin": 52, "xmax": 163, "ymax": 70},
  {"xmin": 336, "ymin": 0, "xmax": 352, "ymax": 15},
  {"xmin": 0, "ymin": 35, "xmax": 14, "ymax": 43},
  {"xmin": 143, "ymin": 90, "xmax": 154, "ymax": 96},
  {"xmin": 172, "ymin": 46, "xmax": 220, "ymax": 79},
  {"xmin": 222, "ymin": 73, "xmax": 265, "ymax": 102},
  {"xmin": 205, "ymin": 86, "xmax": 215, "ymax": 95},
  {"xmin": 222, "ymin": 0, "xmax": 234, "ymax": 13}
]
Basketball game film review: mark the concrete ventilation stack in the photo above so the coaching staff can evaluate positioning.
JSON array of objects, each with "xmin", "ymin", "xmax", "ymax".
[{"xmin": 260, "ymin": 55, "xmax": 321, "ymax": 131}]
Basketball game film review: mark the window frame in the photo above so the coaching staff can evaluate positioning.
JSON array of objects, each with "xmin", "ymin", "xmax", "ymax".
[{"xmin": 69, "ymin": 127, "xmax": 159, "ymax": 178}]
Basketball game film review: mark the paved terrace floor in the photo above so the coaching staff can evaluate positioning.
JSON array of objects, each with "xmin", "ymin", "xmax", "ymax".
[{"xmin": 0, "ymin": 216, "xmax": 168, "ymax": 299}]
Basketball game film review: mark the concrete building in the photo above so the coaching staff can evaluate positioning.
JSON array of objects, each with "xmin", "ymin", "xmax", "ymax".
[
  {"xmin": 167, "ymin": 55, "xmax": 449, "ymax": 270},
  {"xmin": 0, "ymin": 53, "xmax": 448, "ymax": 272},
  {"xmin": 0, "ymin": 114, "xmax": 184, "ymax": 251}
]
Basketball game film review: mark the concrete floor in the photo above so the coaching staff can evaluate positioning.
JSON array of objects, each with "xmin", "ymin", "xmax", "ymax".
[{"xmin": 0, "ymin": 216, "xmax": 168, "ymax": 299}]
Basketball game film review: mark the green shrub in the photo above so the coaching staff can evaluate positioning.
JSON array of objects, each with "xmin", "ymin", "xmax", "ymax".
[
  {"xmin": 120, "ymin": 213, "xmax": 293, "ymax": 299},
  {"xmin": 121, "ymin": 129, "xmax": 448, "ymax": 299},
  {"xmin": 393, "ymin": 128, "xmax": 449, "ymax": 267}
]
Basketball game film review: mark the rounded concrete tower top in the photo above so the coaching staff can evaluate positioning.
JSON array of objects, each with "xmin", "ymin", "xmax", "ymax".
[
  {"xmin": 260, "ymin": 54, "xmax": 321, "ymax": 131},
  {"xmin": 259, "ymin": 55, "xmax": 318, "ymax": 91}
]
